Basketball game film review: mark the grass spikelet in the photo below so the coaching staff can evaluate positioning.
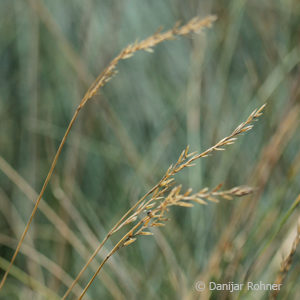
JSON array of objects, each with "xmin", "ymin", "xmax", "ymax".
[{"xmin": 79, "ymin": 15, "xmax": 217, "ymax": 108}]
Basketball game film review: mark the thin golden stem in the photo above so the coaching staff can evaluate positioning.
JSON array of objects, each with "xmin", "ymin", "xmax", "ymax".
[
  {"xmin": 78, "ymin": 218, "xmax": 149, "ymax": 299},
  {"xmin": 62, "ymin": 184, "xmax": 159, "ymax": 299},
  {"xmin": 78, "ymin": 183, "xmax": 254, "ymax": 299},
  {"xmin": 0, "ymin": 107, "xmax": 81, "ymax": 290}
]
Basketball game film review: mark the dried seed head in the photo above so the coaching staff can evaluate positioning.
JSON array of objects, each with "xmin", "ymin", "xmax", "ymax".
[
  {"xmin": 151, "ymin": 222, "xmax": 166, "ymax": 227},
  {"xmin": 123, "ymin": 238, "xmax": 137, "ymax": 247},
  {"xmin": 138, "ymin": 231, "xmax": 153, "ymax": 236}
]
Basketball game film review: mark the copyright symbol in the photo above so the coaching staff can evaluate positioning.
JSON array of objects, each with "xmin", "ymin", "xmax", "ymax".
[{"xmin": 195, "ymin": 281, "xmax": 205, "ymax": 292}]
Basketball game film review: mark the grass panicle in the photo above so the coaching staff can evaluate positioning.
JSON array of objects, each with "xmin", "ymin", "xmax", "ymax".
[
  {"xmin": 0, "ymin": 15, "xmax": 217, "ymax": 291},
  {"xmin": 72, "ymin": 104, "xmax": 265, "ymax": 299}
]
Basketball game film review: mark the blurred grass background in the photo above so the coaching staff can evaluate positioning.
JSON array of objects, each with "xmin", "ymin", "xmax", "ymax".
[{"xmin": 0, "ymin": 0, "xmax": 299, "ymax": 299}]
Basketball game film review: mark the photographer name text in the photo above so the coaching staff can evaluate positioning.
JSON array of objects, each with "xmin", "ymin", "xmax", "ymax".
[{"xmin": 195, "ymin": 281, "xmax": 282, "ymax": 292}]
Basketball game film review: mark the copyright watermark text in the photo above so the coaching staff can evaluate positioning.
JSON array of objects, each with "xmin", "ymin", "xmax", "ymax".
[{"xmin": 195, "ymin": 281, "xmax": 282, "ymax": 293}]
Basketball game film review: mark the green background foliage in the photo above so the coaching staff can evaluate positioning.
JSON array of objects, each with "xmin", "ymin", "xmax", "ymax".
[{"xmin": 0, "ymin": 0, "xmax": 299, "ymax": 299}]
